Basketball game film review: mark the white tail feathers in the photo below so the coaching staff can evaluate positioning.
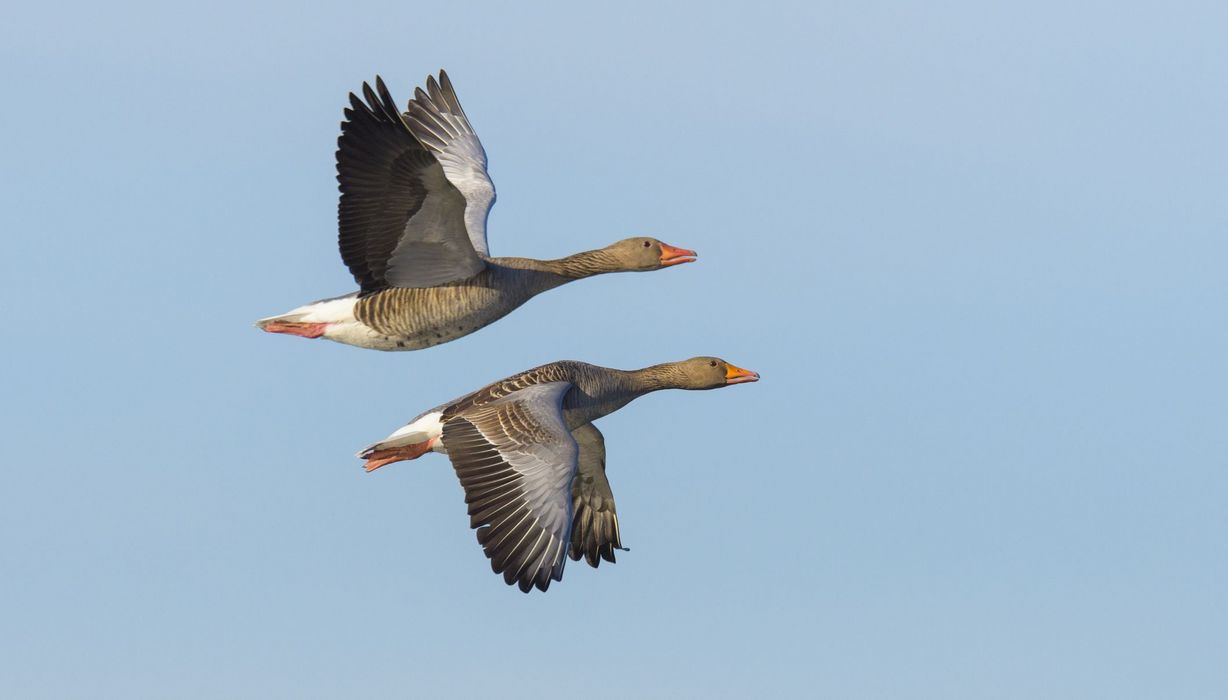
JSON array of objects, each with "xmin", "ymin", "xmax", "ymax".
[
  {"xmin": 257, "ymin": 293, "xmax": 358, "ymax": 327},
  {"xmin": 358, "ymin": 411, "xmax": 445, "ymax": 458}
]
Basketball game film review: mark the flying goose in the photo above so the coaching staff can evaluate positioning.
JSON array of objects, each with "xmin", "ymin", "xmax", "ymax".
[
  {"xmin": 257, "ymin": 71, "xmax": 697, "ymax": 351},
  {"xmin": 359, "ymin": 357, "xmax": 760, "ymax": 592}
]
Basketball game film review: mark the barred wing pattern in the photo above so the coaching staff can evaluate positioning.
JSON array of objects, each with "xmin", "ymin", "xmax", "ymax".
[{"xmin": 442, "ymin": 382, "xmax": 578, "ymax": 592}]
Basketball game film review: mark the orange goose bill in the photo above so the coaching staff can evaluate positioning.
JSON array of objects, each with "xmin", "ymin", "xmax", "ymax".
[
  {"xmin": 658, "ymin": 243, "xmax": 698, "ymax": 266},
  {"xmin": 724, "ymin": 363, "xmax": 760, "ymax": 384}
]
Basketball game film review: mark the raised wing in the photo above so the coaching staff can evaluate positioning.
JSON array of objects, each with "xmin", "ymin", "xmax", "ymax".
[
  {"xmin": 402, "ymin": 70, "xmax": 496, "ymax": 257},
  {"xmin": 568, "ymin": 423, "xmax": 625, "ymax": 568},
  {"xmin": 441, "ymin": 382, "xmax": 577, "ymax": 593},
  {"xmin": 336, "ymin": 76, "xmax": 486, "ymax": 293}
]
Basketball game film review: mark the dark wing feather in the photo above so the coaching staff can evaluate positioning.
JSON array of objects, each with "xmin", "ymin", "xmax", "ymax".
[
  {"xmin": 336, "ymin": 75, "xmax": 485, "ymax": 293},
  {"xmin": 442, "ymin": 382, "xmax": 578, "ymax": 593},
  {"xmin": 568, "ymin": 423, "xmax": 625, "ymax": 568}
]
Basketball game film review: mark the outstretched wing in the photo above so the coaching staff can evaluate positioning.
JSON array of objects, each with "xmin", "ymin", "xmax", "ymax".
[
  {"xmin": 568, "ymin": 423, "xmax": 625, "ymax": 568},
  {"xmin": 402, "ymin": 70, "xmax": 496, "ymax": 258},
  {"xmin": 442, "ymin": 382, "xmax": 577, "ymax": 593},
  {"xmin": 336, "ymin": 76, "xmax": 486, "ymax": 293}
]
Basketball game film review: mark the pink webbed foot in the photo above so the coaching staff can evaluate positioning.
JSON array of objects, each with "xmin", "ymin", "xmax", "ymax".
[
  {"xmin": 260, "ymin": 321, "xmax": 328, "ymax": 339},
  {"xmin": 363, "ymin": 439, "xmax": 436, "ymax": 472}
]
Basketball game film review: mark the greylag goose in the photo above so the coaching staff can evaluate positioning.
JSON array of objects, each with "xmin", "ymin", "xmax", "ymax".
[
  {"xmin": 257, "ymin": 71, "xmax": 697, "ymax": 351},
  {"xmin": 359, "ymin": 357, "xmax": 760, "ymax": 592}
]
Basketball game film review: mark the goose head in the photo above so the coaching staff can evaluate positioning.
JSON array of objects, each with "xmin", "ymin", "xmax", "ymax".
[
  {"xmin": 668, "ymin": 356, "xmax": 760, "ymax": 390},
  {"xmin": 606, "ymin": 237, "xmax": 698, "ymax": 271}
]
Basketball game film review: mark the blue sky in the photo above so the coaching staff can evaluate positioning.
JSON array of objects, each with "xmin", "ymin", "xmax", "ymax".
[{"xmin": 2, "ymin": 1, "xmax": 1226, "ymax": 697}]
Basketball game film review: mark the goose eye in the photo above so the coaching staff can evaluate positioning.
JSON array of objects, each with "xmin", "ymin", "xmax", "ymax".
[
  {"xmin": 642, "ymin": 241, "xmax": 651, "ymax": 248},
  {"xmin": 709, "ymin": 361, "xmax": 718, "ymax": 367}
]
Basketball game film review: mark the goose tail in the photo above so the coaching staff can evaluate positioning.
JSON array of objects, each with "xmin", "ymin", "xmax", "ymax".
[{"xmin": 256, "ymin": 293, "xmax": 358, "ymax": 338}]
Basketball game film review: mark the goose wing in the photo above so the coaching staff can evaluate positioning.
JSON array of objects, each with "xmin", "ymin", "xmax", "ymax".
[
  {"xmin": 568, "ymin": 423, "xmax": 625, "ymax": 568},
  {"xmin": 402, "ymin": 70, "xmax": 496, "ymax": 258},
  {"xmin": 442, "ymin": 382, "xmax": 577, "ymax": 593},
  {"xmin": 336, "ymin": 75, "xmax": 487, "ymax": 293}
]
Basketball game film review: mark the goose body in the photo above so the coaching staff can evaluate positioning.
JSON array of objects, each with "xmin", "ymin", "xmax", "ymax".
[
  {"xmin": 258, "ymin": 71, "xmax": 696, "ymax": 351},
  {"xmin": 359, "ymin": 357, "xmax": 760, "ymax": 592}
]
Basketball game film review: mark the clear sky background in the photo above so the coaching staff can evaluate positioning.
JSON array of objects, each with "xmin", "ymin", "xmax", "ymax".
[{"xmin": 2, "ymin": 1, "xmax": 1226, "ymax": 698}]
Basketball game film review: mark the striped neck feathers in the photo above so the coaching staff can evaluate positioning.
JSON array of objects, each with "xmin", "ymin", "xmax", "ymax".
[
  {"xmin": 626, "ymin": 363, "xmax": 698, "ymax": 392},
  {"xmin": 546, "ymin": 248, "xmax": 627, "ymax": 279}
]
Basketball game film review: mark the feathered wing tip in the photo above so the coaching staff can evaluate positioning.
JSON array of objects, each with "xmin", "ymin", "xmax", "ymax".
[
  {"xmin": 340, "ymin": 75, "xmax": 411, "ymax": 135},
  {"xmin": 567, "ymin": 423, "xmax": 627, "ymax": 569},
  {"xmin": 436, "ymin": 70, "xmax": 468, "ymax": 118},
  {"xmin": 401, "ymin": 69, "xmax": 481, "ymax": 153},
  {"xmin": 568, "ymin": 502, "xmax": 626, "ymax": 568}
]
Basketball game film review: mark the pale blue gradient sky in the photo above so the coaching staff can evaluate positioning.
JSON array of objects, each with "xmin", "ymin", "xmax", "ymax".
[{"xmin": 3, "ymin": 1, "xmax": 1227, "ymax": 698}]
